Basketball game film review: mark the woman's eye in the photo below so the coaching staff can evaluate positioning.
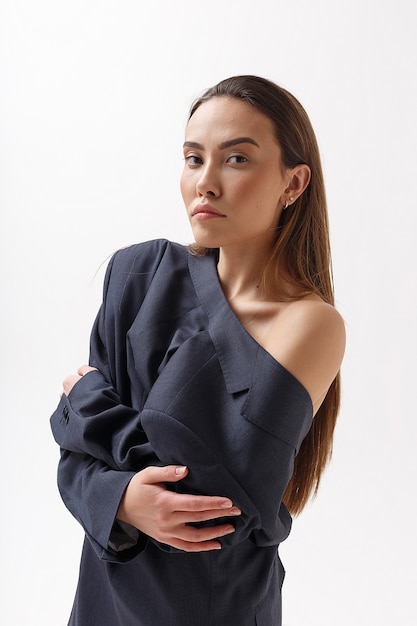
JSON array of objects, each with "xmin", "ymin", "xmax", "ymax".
[
  {"xmin": 185, "ymin": 155, "xmax": 203, "ymax": 166},
  {"xmin": 227, "ymin": 155, "xmax": 247, "ymax": 164}
]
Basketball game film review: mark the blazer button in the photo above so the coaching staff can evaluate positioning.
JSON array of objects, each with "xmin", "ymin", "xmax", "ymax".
[{"xmin": 62, "ymin": 405, "xmax": 69, "ymax": 424}]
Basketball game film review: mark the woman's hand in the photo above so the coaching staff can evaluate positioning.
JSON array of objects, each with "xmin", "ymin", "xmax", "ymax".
[
  {"xmin": 117, "ymin": 465, "xmax": 242, "ymax": 552},
  {"xmin": 62, "ymin": 364, "xmax": 97, "ymax": 396}
]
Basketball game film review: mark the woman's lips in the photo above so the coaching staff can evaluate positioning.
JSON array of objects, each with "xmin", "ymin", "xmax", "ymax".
[{"xmin": 191, "ymin": 205, "xmax": 226, "ymax": 220}]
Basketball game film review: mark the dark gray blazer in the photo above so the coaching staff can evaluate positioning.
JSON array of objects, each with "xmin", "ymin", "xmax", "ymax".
[{"xmin": 51, "ymin": 240, "xmax": 313, "ymax": 626}]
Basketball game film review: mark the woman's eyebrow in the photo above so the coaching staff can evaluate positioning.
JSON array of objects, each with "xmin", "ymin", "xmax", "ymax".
[
  {"xmin": 183, "ymin": 137, "xmax": 260, "ymax": 150},
  {"xmin": 219, "ymin": 137, "xmax": 260, "ymax": 149}
]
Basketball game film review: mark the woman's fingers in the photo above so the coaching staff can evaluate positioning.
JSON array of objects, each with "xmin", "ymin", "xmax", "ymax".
[
  {"xmin": 62, "ymin": 374, "xmax": 82, "ymax": 396},
  {"xmin": 141, "ymin": 465, "xmax": 241, "ymax": 515},
  {"xmin": 77, "ymin": 364, "xmax": 97, "ymax": 376},
  {"xmin": 173, "ymin": 521, "xmax": 236, "ymax": 543},
  {"xmin": 156, "ymin": 517, "xmax": 237, "ymax": 552},
  {"xmin": 171, "ymin": 505, "xmax": 241, "ymax": 525},
  {"xmin": 161, "ymin": 523, "xmax": 237, "ymax": 552},
  {"xmin": 61, "ymin": 365, "xmax": 98, "ymax": 396}
]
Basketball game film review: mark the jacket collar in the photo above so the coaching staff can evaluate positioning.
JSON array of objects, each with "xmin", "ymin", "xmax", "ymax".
[{"xmin": 188, "ymin": 251, "xmax": 260, "ymax": 394}]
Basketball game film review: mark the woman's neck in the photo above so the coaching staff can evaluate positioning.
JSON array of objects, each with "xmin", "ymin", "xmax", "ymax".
[
  {"xmin": 216, "ymin": 242, "xmax": 306, "ymax": 303},
  {"xmin": 216, "ymin": 245, "xmax": 269, "ymax": 301}
]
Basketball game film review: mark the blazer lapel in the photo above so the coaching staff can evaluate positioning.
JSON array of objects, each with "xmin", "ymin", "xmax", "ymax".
[{"xmin": 188, "ymin": 252, "xmax": 259, "ymax": 394}]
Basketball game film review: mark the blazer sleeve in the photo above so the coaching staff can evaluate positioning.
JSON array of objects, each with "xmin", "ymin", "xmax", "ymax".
[{"xmin": 50, "ymin": 242, "xmax": 168, "ymax": 562}]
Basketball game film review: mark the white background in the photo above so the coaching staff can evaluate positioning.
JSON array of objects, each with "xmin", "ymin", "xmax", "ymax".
[{"xmin": 1, "ymin": 1, "xmax": 416, "ymax": 624}]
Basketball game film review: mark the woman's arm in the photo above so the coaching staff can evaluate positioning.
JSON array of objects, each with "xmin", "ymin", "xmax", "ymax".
[
  {"xmin": 51, "ymin": 244, "xmax": 241, "ymax": 558},
  {"xmin": 57, "ymin": 446, "xmax": 240, "ymax": 561},
  {"xmin": 59, "ymin": 366, "xmax": 240, "ymax": 553},
  {"xmin": 52, "ymin": 367, "xmax": 242, "ymax": 558}
]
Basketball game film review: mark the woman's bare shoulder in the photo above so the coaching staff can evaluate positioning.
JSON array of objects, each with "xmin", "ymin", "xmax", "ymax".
[{"xmin": 266, "ymin": 297, "xmax": 346, "ymax": 413}]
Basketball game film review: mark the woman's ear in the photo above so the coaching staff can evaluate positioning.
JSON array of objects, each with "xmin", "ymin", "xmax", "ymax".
[{"xmin": 286, "ymin": 164, "xmax": 311, "ymax": 201}]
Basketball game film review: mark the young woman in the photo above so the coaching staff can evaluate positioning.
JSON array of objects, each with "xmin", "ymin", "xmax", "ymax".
[{"xmin": 51, "ymin": 75, "xmax": 345, "ymax": 625}]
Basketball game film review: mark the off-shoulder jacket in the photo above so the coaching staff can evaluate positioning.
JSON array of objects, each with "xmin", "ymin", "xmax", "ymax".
[{"xmin": 51, "ymin": 239, "xmax": 313, "ymax": 626}]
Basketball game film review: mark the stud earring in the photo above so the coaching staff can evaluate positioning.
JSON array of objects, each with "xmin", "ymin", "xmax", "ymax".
[
  {"xmin": 283, "ymin": 196, "xmax": 295, "ymax": 210},
  {"xmin": 282, "ymin": 196, "xmax": 294, "ymax": 211}
]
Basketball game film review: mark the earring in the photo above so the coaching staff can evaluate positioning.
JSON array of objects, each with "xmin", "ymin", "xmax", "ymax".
[{"xmin": 283, "ymin": 196, "xmax": 295, "ymax": 210}]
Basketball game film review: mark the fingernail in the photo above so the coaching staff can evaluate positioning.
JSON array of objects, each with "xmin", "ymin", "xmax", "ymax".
[
  {"xmin": 175, "ymin": 466, "xmax": 187, "ymax": 475},
  {"xmin": 221, "ymin": 500, "xmax": 233, "ymax": 508},
  {"xmin": 224, "ymin": 525, "xmax": 235, "ymax": 534}
]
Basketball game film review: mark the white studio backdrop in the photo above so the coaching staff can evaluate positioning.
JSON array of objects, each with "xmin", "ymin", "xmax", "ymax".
[{"xmin": 1, "ymin": 1, "xmax": 416, "ymax": 624}]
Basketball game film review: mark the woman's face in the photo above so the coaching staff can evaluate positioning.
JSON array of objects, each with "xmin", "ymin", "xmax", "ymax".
[{"xmin": 180, "ymin": 96, "xmax": 290, "ymax": 252}]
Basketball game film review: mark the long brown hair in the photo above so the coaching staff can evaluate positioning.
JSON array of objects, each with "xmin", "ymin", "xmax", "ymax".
[{"xmin": 188, "ymin": 75, "xmax": 341, "ymax": 515}]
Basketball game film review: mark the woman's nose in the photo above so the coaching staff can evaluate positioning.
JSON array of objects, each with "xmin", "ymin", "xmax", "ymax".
[{"xmin": 196, "ymin": 165, "xmax": 220, "ymax": 198}]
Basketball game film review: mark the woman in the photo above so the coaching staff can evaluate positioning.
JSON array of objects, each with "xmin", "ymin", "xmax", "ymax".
[{"xmin": 51, "ymin": 75, "xmax": 345, "ymax": 625}]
